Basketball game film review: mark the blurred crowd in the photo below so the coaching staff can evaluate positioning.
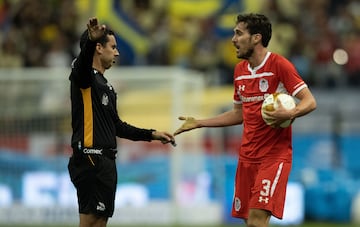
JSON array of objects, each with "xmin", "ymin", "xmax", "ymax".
[
  {"xmin": 0, "ymin": 0, "xmax": 78, "ymax": 67},
  {"xmin": 0, "ymin": 0, "xmax": 359, "ymax": 87}
]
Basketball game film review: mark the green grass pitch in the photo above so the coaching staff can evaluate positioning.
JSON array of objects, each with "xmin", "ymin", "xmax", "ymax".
[{"xmin": 0, "ymin": 222, "xmax": 359, "ymax": 227}]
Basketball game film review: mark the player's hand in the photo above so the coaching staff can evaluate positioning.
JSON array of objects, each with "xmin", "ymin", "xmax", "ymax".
[
  {"xmin": 174, "ymin": 116, "xmax": 199, "ymax": 136},
  {"xmin": 87, "ymin": 17, "xmax": 106, "ymax": 41},
  {"xmin": 152, "ymin": 131, "xmax": 176, "ymax": 146},
  {"xmin": 263, "ymin": 100, "xmax": 294, "ymax": 128}
]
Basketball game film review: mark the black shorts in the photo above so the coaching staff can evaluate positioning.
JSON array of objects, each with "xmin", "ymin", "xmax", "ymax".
[{"xmin": 68, "ymin": 152, "xmax": 117, "ymax": 217}]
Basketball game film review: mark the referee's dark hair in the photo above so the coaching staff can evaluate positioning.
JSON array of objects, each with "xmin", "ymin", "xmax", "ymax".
[{"xmin": 79, "ymin": 28, "xmax": 115, "ymax": 50}]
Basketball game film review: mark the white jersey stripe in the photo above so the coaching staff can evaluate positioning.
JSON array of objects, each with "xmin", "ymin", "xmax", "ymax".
[
  {"xmin": 235, "ymin": 72, "xmax": 274, "ymax": 81},
  {"xmin": 292, "ymin": 83, "xmax": 308, "ymax": 96},
  {"xmin": 270, "ymin": 162, "xmax": 284, "ymax": 197}
]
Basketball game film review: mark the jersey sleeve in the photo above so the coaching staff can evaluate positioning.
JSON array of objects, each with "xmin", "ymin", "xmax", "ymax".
[
  {"xmin": 276, "ymin": 56, "xmax": 307, "ymax": 96},
  {"xmin": 233, "ymin": 63, "xmax": 243, "ymax": 104},
  {"xmin": 69, "ymin": 38, "xmax": 97, "ymax": 88},
  {"xmin": 110, "ymin": 94, "xmax": 154, "ymax": 141},
  {"xmin": 115, "ymin": 119, "xmax": 154, "ymax": 141}
]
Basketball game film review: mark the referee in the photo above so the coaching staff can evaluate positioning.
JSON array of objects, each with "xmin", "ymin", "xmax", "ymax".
[{"xmin": 68, "ymin": 17, "xmax": 175, "ymax": 227}]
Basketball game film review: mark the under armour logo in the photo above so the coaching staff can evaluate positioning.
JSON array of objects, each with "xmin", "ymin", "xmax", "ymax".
[
  {"xmin": 258, "ymin": 196, "xmax": 269, "ymax": 204},
  {"xmin": 238, "ymin": 85, "xmax": 245, "ymax": 91}
]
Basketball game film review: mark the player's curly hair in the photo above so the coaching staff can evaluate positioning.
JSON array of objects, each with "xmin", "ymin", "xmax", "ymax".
[
  {"xmin": 79, "ymin": 28, "xmax": 115, "ymax": 50},
  {"xmin": 236, "ymin": 13, "xmax": 272, "ymax": 47}
]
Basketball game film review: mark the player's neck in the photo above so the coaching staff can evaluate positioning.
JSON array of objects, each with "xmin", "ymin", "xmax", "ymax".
[{"xmin": 248, "ymin": 48, "xmax": 268, "ymax": 69}]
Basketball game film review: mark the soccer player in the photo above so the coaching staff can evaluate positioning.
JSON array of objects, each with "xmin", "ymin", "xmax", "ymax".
[
  {"xmin": 68, "ymin": 17, "xmax": 175, "ymax": 227},
  {"xmin": 174, "ymin": 13, "xmax": 316, "ymax": 227}
]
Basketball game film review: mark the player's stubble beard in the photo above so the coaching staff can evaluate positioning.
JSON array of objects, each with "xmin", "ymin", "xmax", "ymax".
[{"xmin": 237, "ymin": 47, "xmax": 254, "ymax": 60}]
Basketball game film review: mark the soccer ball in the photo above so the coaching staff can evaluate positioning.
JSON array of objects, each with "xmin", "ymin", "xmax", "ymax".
[{"xmin": 261, "ymin": 93, "xmax": 296, "ymax": 128}]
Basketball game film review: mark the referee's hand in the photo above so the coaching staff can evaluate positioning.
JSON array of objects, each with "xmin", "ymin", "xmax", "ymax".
[
  {"xmin": 87, "ymin": 17, "xmax": 106, "ymax": 41},
  {"xmin": 152, "ymin": 131, "xmax": 176, "ymax": 146}
]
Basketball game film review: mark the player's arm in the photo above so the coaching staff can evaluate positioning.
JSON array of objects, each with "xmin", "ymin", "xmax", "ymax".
[
  {"xmin": 268, "ymin": 57, "xmax": 317, "ymax": 122},
  {"xmin": 291, "ymin": 87, "xmax": 317, "ymax": 120},
  {"xmin": 264, "ymin": 88, "xmax": 316, "ymax": 125},
  {"xmin": 174, "ymin": 103, "xmax": 243, "ymax": 136}
]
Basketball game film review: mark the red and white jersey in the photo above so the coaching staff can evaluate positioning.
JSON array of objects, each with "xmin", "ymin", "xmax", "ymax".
[{"xmin": 233, "ymin": 52, "xmax": 307, "ymax": 162}]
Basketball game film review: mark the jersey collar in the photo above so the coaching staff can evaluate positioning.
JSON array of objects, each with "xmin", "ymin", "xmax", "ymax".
[{"xmin": 247, "ymin": 51, "xmax": 271, "ymax": 73}]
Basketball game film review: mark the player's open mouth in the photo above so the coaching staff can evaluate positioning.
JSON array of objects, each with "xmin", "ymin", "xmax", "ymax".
[{"xmin": 233, "ymin": 44, "xmax": 240, "ymax": 52}]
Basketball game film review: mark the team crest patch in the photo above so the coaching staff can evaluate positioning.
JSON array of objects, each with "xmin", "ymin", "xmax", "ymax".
[
  {"xmin": 102, "ymin": 93, "xmax": 109, "ymax": 106},
  {"xmin": 259, "ymin": 78, "xmax": 269, "ymax": 92},
  {"xmin": 234, "ymin": 197, "xmax": 241, "ymax": 211}
]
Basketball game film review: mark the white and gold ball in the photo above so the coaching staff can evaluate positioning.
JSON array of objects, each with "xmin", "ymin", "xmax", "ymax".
[{"xmin": 261, "ymin": 93, "xmax": 296, "ymax": 128}]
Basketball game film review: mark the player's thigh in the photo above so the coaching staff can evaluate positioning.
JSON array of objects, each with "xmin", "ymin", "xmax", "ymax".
[
  {"xmin": 80, "ymin": 213, "xmax": 108, "ymax": 227},
  {"xmin": 247, "ymin": 208, "xmax": 271, "ymax": 227}
]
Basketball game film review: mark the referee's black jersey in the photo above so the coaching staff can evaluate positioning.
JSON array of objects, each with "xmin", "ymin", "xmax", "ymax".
[{"xmin": 69, "ymin": 37, "xmax": 153, "ymax": 150}]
